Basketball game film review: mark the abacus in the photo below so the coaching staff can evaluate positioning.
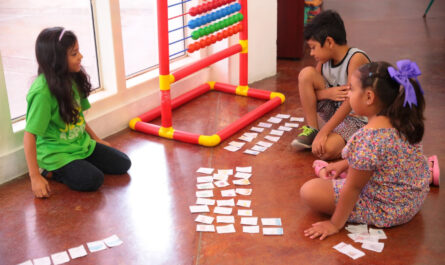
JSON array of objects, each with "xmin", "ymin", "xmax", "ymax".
[{"xmin": 129, "ymin": 0, "xmax": 285, "ymax": 146}]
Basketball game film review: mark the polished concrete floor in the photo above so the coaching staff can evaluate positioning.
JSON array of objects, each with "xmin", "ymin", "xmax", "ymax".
[{"xmin": 1, "ymin": 0, "xmax": 445, "ymax": 264}]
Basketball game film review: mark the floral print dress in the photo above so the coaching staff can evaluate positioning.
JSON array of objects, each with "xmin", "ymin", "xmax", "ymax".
[{"xmin": 333, "ymin": 128, "xmax": 430, "ymax": 227}]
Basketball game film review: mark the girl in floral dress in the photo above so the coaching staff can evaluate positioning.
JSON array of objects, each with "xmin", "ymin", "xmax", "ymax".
[{"xmin": 300, "ymin": 60, "xmax": 431, "ymax": 240}]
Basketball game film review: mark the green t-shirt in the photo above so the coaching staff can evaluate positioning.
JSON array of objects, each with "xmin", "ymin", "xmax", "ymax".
[{"xmin": 25, "ymin": 74, "xmax": 96, "ymax": 171}]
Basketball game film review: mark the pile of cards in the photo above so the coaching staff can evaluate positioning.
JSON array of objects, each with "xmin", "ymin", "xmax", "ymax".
[
  {"xmin": 191, "ymin": 166, "xmax": 283, "ymax": 235},
  {"xmin": 223, "ymin": 114, "xmax": 304, "ymax": 155},
  {"xmin": 333, "ymin": 224, "xmax": 387, "ymax": 259},
  {"xmin": 17, "ymin": 235, "xmax": 123, "ymax": 265}
]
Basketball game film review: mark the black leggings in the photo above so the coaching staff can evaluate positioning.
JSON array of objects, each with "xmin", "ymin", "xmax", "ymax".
[{"xmin": 50, "ymin": 143, "xmax": 131, "ymax": 191}]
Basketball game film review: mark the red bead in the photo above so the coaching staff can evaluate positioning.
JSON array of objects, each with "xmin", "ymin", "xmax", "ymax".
[
  {"xmin": 222, "ymin": 30, "xmax": 229, "ymax": 38},
  {"xmin": 217, "ymin": 32, "xmax": 224, "ymax": 41},
  {"xmin": 197, "ymin": 5, "xmax": 204, "ymax": 14},
  {"xmin": 189, "ymin": 7, "xmax": 196, "ymax": 16}
]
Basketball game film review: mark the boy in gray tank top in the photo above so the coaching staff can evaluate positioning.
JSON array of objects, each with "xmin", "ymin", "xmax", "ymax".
[{"xmin": 292, "ymin": 10, "xmax": 370, "ymax": 160}]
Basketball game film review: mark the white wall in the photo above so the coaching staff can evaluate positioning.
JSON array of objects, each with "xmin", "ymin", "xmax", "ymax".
[{"xmin": 0, "ymin": 0, "xmax": 277, "ymax": 184}]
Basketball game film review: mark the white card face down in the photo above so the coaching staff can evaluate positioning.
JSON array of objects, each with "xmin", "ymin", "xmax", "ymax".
[
  {"xmin": 243, "ymin": 225, "xmax": 260, "ymax": 233},
  {"xmin": 216, "ymin": 224, "xmax": 236, "ymax": 234},
  {"xmin": 213, "ymin": 206, "xmax": 233, "ymax": 215},
  {"xmin": 217, "ymin": 199, "xmax": 235, "ymax": 207},
  {"xmin": 224, "ymin": 145, "xmax": 240, "ymax": 152},
  {"xmin": 241, "ymin": 217, "xmax": 258, "ymax": 225},
  {"xmin": 197, "ymin": 224, "xmax": 215, "ymax": 232},
  {"xmin": 189, "ymin": 205, "xmax": 210, "ymax": 213},
  {"xmin": 263, "ymin": 227, "xmax": 283, "ymax": 235},
  {"xmin": 236, "ymin": 166, "xmax": 252, "ymax": 173},
  {"xmin": 195, "ymin": 198, "xmax": 215, "ymax": 205},
  {"xmin": 196, "ymin": 167, "xmax": 214, "ymax": 174},
  {"xmin": 68, "ymin": 245, "xmax": 87, "ymax": 259},
  {"xmin": 196, "ymin": 190, "xmax": 214, "ymax": 198},
  {"xmin": 261, "ymin": 218, "xmax": 282, "ymax": 226},
  {"xmin": 258, "ymin": 122, "xmax": 273, "ymax": 128},
  {"xmin": 216, "ymin": 215, "xmax": 235, "ymax": 223},
  {"xmin": 195, "ymin": 215, "xmax": 214, "ymax": 224}
]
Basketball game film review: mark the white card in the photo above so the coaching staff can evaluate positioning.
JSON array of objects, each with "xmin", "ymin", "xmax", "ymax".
[
  {"xmin": 270, "ymin": 129, "xmax": 284, "ymax": 136},
  {"xmin": 196, "ymin": 198, "xmax": 215, "ymax": 205},
  {"xmin": 196, "ymin": 190, "xmax": 214, "ymax": 198},
  {"xmin": 214, "ymin": 180, "xmax": 230, "ymax": 187},
  {"xmin": 369, "ymin": 228, "xmax": 387, "ymax": 240},
  {"xmin": 263, "ymin": 227, "xmax": 284, "ymax": 235},
  {"xmin": 189, "ymin": 205, "xmax": 210, "ymax": 213},
  {"xmin": 213, "ymin": 173, "xmax": 229, "ymax": 181},
  {"xmin": 244, "ymin": 149, "xmax": 260, "ymax": 155},
  {"xmin": 243, "ymin": 132, "xmax": 258, "ymax": 138},
  {"xmin": 197, "ymin": 224, "xmax": 215, "ymax": 232},
  {"xmin": 257, "ymin": 141, "xmax": 273, "ymax": 147},
  {"xmin": 238, "ymin": 209, "xmax": 253, "ymax": 216},
  {"xmin": 103, "ymin": 234, "xmax": 123, "ymax": 247},
  {"xmin": 234, "ymin": 172, "xmax": 252, "ymax": 179},
  {"xmin": 197, "ymin": 182, "xmax": 215, "ymax": 189},
  {"xmin": 197, "ymin": 167, "xmax": 214, "ymax": 174},
  {"xmin": 33, "ymin": 257, "xmax": 51, "ymax": 265},
  {"xmin": 17, "ymin": 261, "xmax": 33, "ymax": 265},
  {"xmin": 213, "ymin": 206, "xmax": 233, "ymax": 215},
  {"xmin": 217, "ymin": 199, "xmax": 235, "ymax": 207},
  {"xmin": 216, "ymin": 215, "xmax": 235, "ymax": 223},
  {"xmin": 237, "ymin": 199, "xmax": 251, "ymax": 208},
  {"xmin": 290, "ymin": 117, "xmax": 304, "ymax": 122},
  {"xmin": 218, "ymin": 169, "xmax": 233, "ymax": 175},
  {"xmin": 224, "ymin": 145, "xmax": 240, "ymax": 152},
  {"xmin": 243, "ymin": 225, "xmax": 260, "ymax": 233},
  {"xmin": 339, "ymin": 244, "xmax": 365, "ymax": 259},
  {"xmin": 264, "ymin": 135, "xmax": 280, "ymax": 142},
  {"xmin": 51, "ymin": 251, "xmax": 70, "ymax": 265},
  {"xmin": 236, "ymin": 188, "xmax": 252, "ymax": 195},
  {"xmin": 276, "ymin": 114, "xmax": 291, "ymax": 119},
  {"xmin": 197, "ymin": 176, "xmax": 213, "ymax": 183},
  {"xmin": 345, "ymin": 224, "xmax": 368, "ymax": 234},
  {"xmin": 333, "ymin": 242, "xmax": 349, "ymax": 252},
  {"xmin": 233, "ymin": 179, "xmax": 250, "ymax": 185},
  {"xmin": 362, "ymin": 242, "xmax": 384, "ymax": 253},
  {"xmin": 236, "ymin": 166, "xmax": 252, "ymax": 173},
  {"xmin": 261, "ymin": 218, "xmax": 282, "ymax": 226},
  {"xmin": 285, "ymin": 122, "xmax": 299, "ymax": 128},
  {"xmin": 258, "ymin": 122, "xmax": 273, "ymax": 128},
  {"xmin": 87, "ymin": 241, "xmax": 107, "ymax": 252},
  {"xmin": 195, "ymin": 215, "xmax": 214, "ymax": 224},
  {"xmin": 221, "ymin": 189, "xmax": 237, "ymax": 197},
  {"xmin": 250, "ymin": 127, "xmax": 264, "ymax": 132},
  {"xmin": 68, "ymin": 245, "xmax": 87, "ymax": 259},
  {"xmin": 268, "ymin": 117, "xmax": 282, "ymax": 124},
  {"xmin": 216, "ymin": 224, "xmax": 236, "ymax": 234},
  {"xmin": 239, "ymin": 135, "xmax": 254, "ymax": 142},
  {"xmin": 251, "ymin": 145, "xmax": 267, "ymax": 152},
  {"xmin": 229, "ymin": 141, "xmax": 246, "ymax": 148},
  {"xmin": 278, "ymin": 126, "xmax": 292, "ymax": 132},
  {"xmin": 241, "ymin": 217, "xmax": 258, "ymax": 225}
]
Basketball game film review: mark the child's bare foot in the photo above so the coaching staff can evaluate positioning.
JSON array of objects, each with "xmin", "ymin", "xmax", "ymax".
[{"xmin": 428, "ymin": 155, "xmax": 440, "ymax": 186}]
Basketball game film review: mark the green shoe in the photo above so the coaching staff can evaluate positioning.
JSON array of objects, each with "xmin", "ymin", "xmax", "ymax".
[{"xmin": 291, "ymin": 125, "xmax": 319, "ymax": 150}]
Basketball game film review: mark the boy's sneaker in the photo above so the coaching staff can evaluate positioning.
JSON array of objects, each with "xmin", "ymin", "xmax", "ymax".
[{"xmin": 291, "ymin": 125, "xmax": 319, "ymax": 150}]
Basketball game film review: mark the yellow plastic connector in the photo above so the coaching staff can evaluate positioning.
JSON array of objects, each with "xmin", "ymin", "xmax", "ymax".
[
  {"xmin": 239, "ymin": 40, "xmax": 248, "ymax": 53},
  {"xmin": 159, "ymin": 75, "xmax": 173, "ymax": 91},
  {"xmin": 198, "ymin": 134, "xmax": 221, "ymax": 147},
  {"xmin": 236, "ymin": 85, "xmax": 249, "ymax": 96},
  {"xmin": 207, "ymin": 81, "xmax": 216, "ymax": 90},
  {"xmin": 270, "ymin": 92, "xmax": 286, "ymax": 104},
  {"xmin": 159, "ymin": 126, "xmax": 175, "ymax": 139},
  {"xmin": 129, "ymin": 117, "xmax": 141, "ymax": 130}
]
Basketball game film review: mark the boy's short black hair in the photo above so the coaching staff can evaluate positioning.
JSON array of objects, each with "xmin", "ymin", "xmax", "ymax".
[{"xmin": 304, "ymin": 10, "xmax": 347, "ymax": 46}]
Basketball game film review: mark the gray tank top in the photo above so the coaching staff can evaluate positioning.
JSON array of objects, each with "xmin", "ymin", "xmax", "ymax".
[{"xmin": 321, "ymin": 48, "xmax": 370, "ymax": 122}]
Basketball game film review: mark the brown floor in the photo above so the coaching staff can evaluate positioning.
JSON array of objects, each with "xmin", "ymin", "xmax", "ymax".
[{"xmin": 1, "ymin": 0, "xmax": 445, "ymax": 264}]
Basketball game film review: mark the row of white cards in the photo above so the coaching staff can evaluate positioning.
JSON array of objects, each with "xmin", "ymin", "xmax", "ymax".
[
  {"xmin": 223, "ymin": 114, "xmax": 304, "ymax": 155},
  {"xmin": 17, "ymin": 235, "xmax": 123, "ymax": 265},
  {"xmin": 192, "ymin": 166, "xmax": 284, "ymax": 235},
  {"xmin": 333, "ymin": 224, "xmax": 387, "ymax": 260}
]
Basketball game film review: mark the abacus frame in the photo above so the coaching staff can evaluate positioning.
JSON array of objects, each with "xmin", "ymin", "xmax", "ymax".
[{"xmin": 129, "ymin": 0, "xmax": 285, "ymax": 146}]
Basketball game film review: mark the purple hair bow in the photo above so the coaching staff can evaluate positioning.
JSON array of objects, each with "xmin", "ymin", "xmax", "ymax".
[{"xmin": 387, "ymin": 59, "xmax": 424, "ymax": 108}]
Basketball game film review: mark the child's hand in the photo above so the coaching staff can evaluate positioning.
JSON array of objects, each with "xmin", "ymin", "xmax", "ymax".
[
  {"xmin": 312, "ymin": 132, "xmax": 328, "ymax": 158},
  {"xmin": 326, "ymin": 161, "xmax": 348, "ymax": 179},
  {"xmin": 326, "ymin": 85, "xmax": 350, "ymax": 102},
  {"xmin": 304, "ymin": 220, "xmax": 339, "ymax": 240},
  {"xmin": 31, "ymin": 175, "xmax": 51, "ymax": 198}
]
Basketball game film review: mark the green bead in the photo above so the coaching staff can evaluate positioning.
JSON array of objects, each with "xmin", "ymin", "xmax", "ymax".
[{"xmin": 192, "ymin": 31, "xmax": 200, "ymax": 40}]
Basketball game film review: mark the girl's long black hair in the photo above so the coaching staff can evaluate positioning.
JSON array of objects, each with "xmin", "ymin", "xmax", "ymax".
[
  {"xmin": 35, "ymin": 27, "xmax": 91, "ymax": 124},
  {"xmin": 358, "ymin": 61, "xmax": 425, "ymax": 144}
]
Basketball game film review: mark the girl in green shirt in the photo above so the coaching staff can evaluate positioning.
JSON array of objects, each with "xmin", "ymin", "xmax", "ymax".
[{"xmin": 24, "ymin": 27, "xmax": 131, "ymax": 198}]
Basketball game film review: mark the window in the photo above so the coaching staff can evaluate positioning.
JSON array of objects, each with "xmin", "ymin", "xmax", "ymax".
[
  {"xmin": 0, "ymin": 0, "xmax": 99, "ymax": 120},
  {"xmin": 120, "ymin": 0, "xmax": 187, "ymax": 77}
]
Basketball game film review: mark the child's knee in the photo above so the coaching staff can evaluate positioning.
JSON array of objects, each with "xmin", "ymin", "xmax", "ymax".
[
  {"xmin": 298, "ymin": 66, "xmax": 317, "ymax": 83},
  {"xmin": 300, "ymin": 179, "xmax": 318, "ymax": 202},
  {"xmin": 114, "ymin": 153, "xmax": 132, "ymax": 174},
  {"xmin": 69, "ymin": 171, "xmax": 104, "ymax": 192}
]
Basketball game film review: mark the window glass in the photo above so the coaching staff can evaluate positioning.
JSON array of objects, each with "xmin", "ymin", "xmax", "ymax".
[
  {"xmin": 0, "ymin": 0, "xmax": 99, "ymax": 120},
  {"xmin": 120, "ymin": 0, "xmax": 187, "ymax": 77}
]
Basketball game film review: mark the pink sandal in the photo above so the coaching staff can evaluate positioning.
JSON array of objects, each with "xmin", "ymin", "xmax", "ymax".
[
  {"xmin": 312, "ymin": 160, "xmax": 347, "ymax": 179},
  {"xmin": 428, "ymin": 155, "xmax": 440, "ymax": 186}
]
